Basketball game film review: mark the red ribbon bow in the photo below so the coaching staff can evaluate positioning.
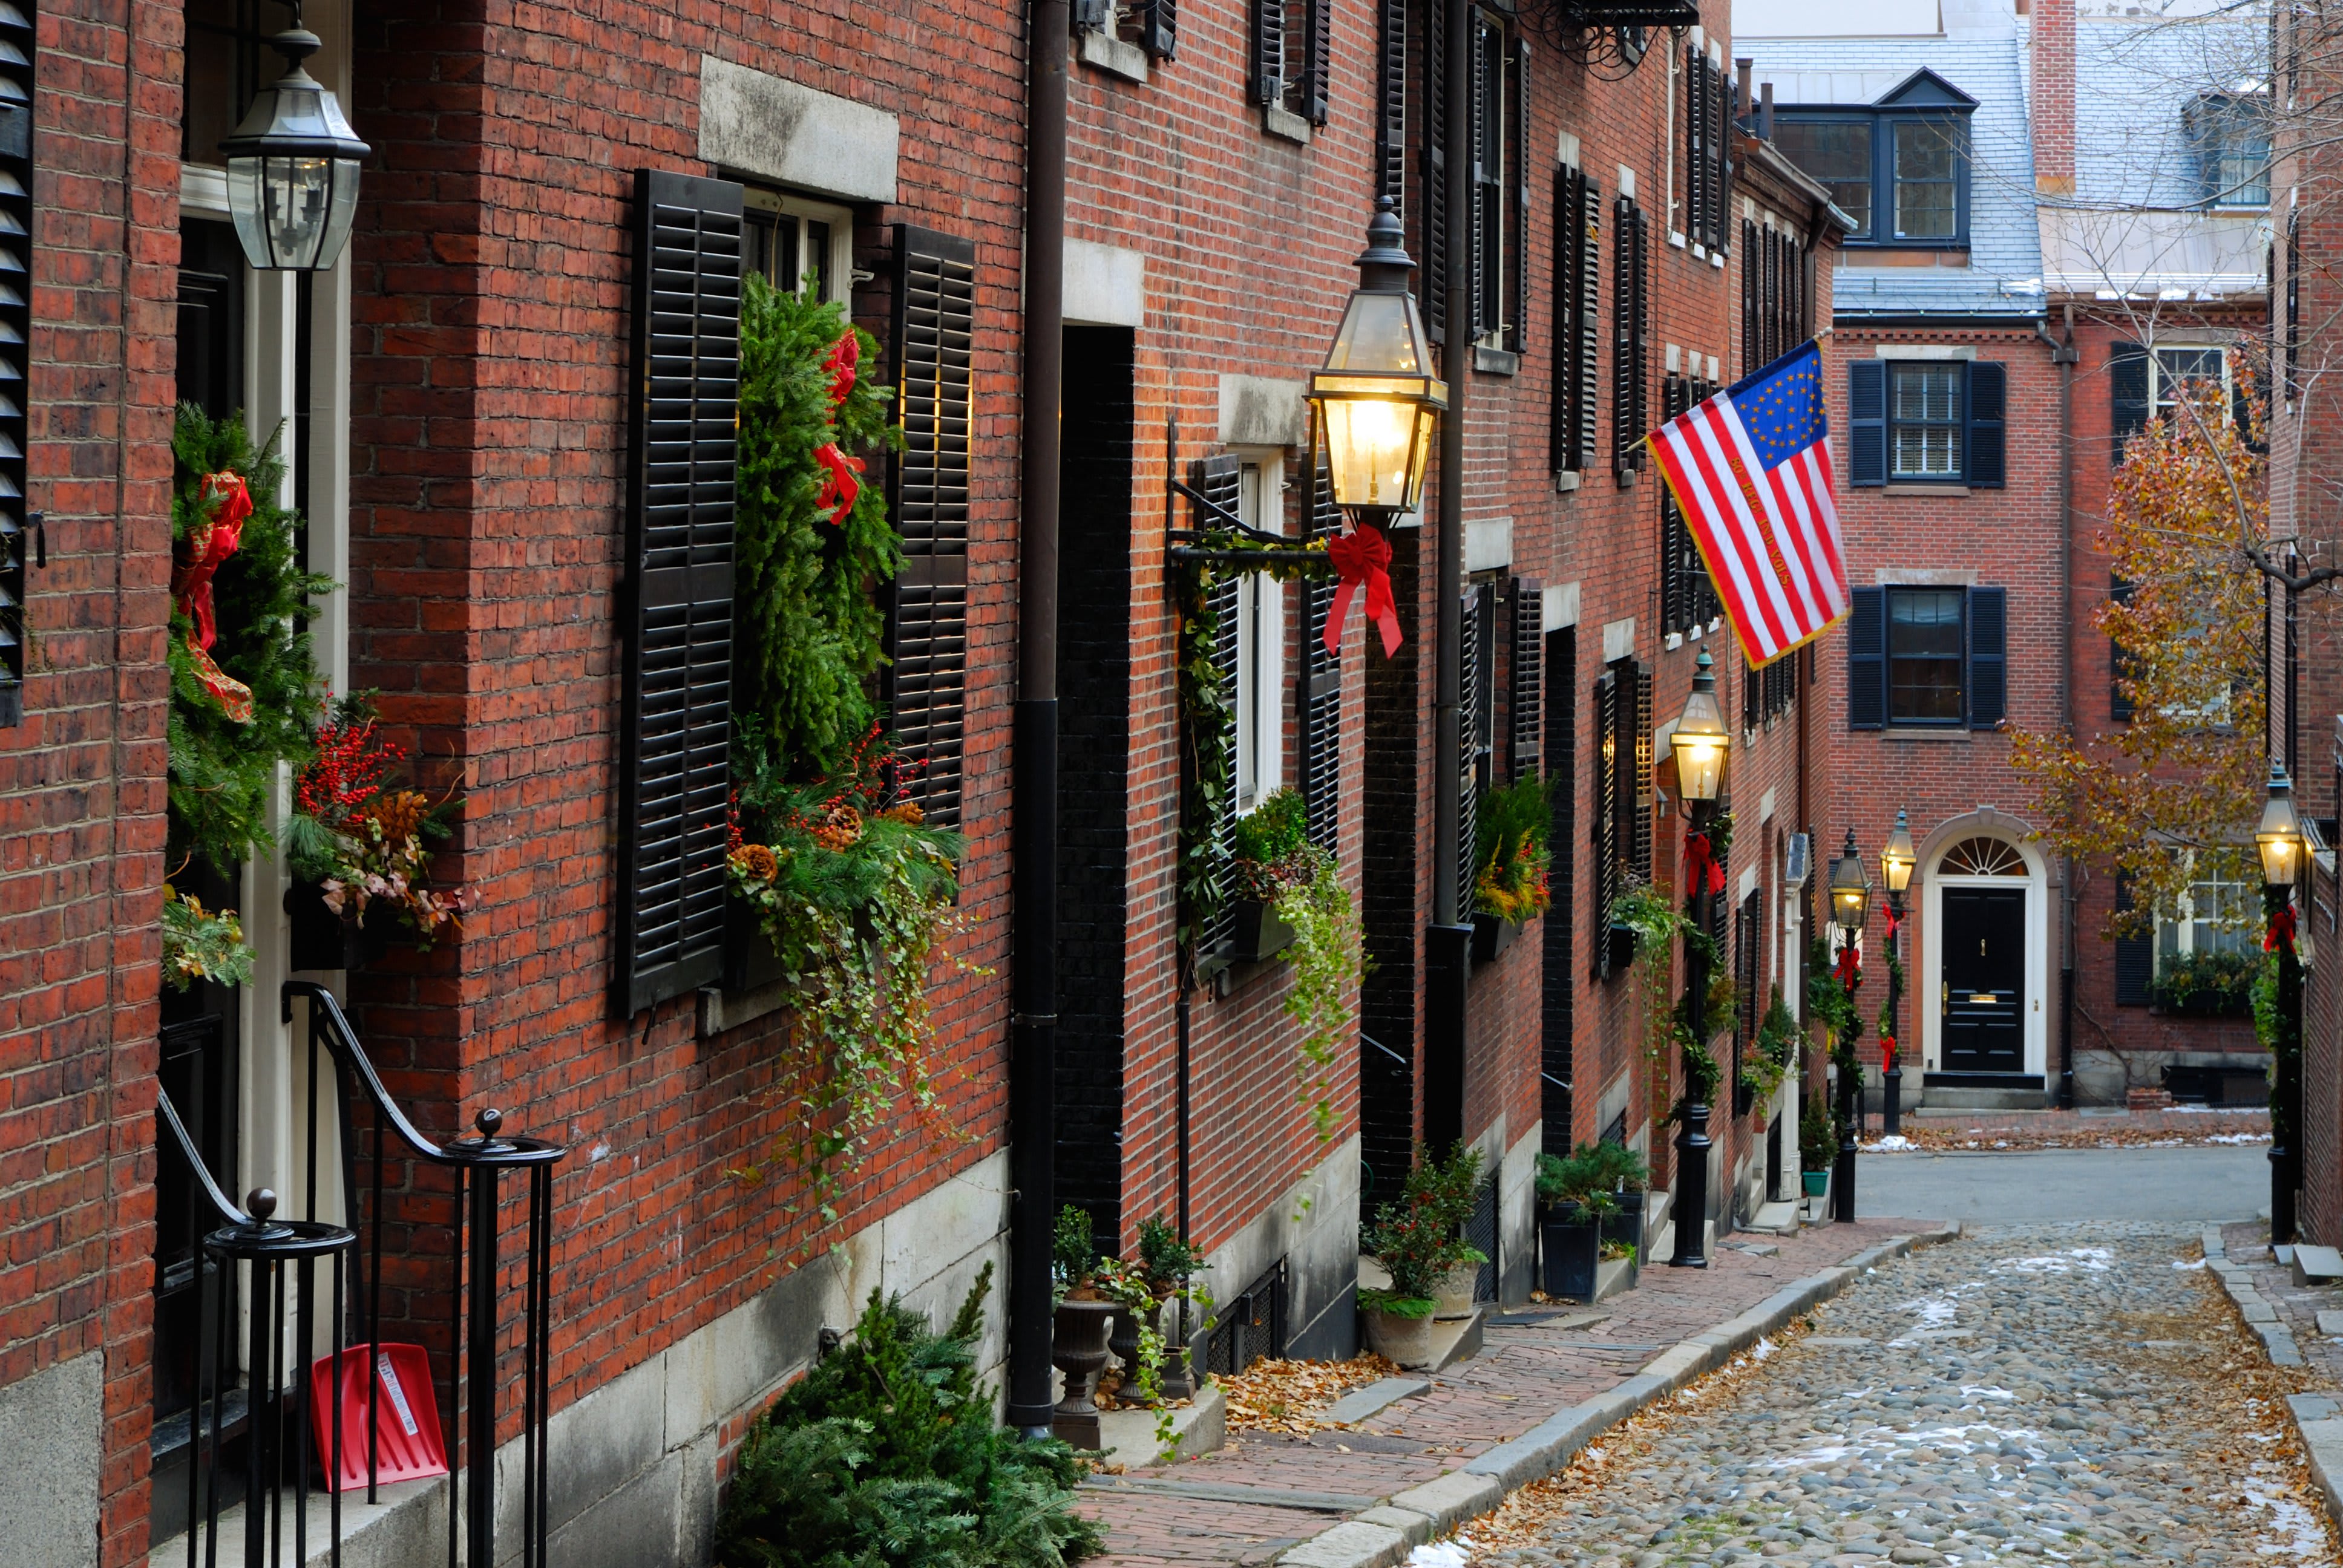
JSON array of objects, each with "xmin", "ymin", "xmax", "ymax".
[
  {"xmin": 2267, "ymin": 904, "xmax": 2298, "ymax": 952},
  {"xmin": 813, "ymin": 332, "xmax": 863, "ymax": 524},
  {"xmin": 1880, "ymin": 1034, "xmax": 1898, "ymax": 1071},
  {"xmin": 1682, "ymin": 831, "xmax": 1726, "ymax": 897},
  {"xmin": 1325, "ymin": 524, "xmax": 1403, "ymax": 658},
  {"xmin": 1832, "ymin": 945, "xmax": 1862, "ymax": 992},
  {"xmin": 172, "ymin": 472, "xmax": 256, "ymax": 724},
  {"xmin": 1884, "ymin": 904, "xmax": 1903, "ymax": 943}
]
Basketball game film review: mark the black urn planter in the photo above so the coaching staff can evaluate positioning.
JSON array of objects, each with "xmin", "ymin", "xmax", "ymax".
[
  {"xmin": 1539, "ymin": 1202, "xmax": 1601, "ymax": 1301},
  {"xmin": 1601, "ymin": 1189, "xmax": 1645, "ymax": 1261},
  {"xmin": 1230, "ymin": 899, "xmax": 1297, "ymax": 965},
  {"xmin": 1605, "ymin": 922, "xmax": 1639, "ymax": 974},
  {"xmin": 1471, "ymin": 912, "xmax": 1523, "ymax": 964},
  {"xmin": 284, "ymin": 880, "xmax": 391, "ymax": 972},
  {"xmin": 723, "ymin": 898, "xmax": 785, "ymax": 993}
]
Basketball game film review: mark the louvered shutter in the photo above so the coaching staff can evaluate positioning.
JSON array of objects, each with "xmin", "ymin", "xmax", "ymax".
[
  {"xmin": 889, "ymin": 226, "xmax": 975, "ymax": 830},
  {"xmin": 1507, "ymin": 37, "xmax": 1530, "ymax": 354},
  {"xmin": 1510, "ymin": 575, "xmax": 1542, "ymax": 779},
  {"xmin": 1574, "ymin": 174, "xmax": 1601, "ymax": 470},
  {"xmin": 2109, "ymin": 577, "xmax": 2135, "ymax": 724},
  {"xmin": 617, "ymin": 170, "xmax": 742, "ymax": 1015},
  {"xmin": 1459, "ymin": 584, "xmax": 1483, "ymax": 918},
  {"xmin": 1250, "ymin": 0, "xmax": 1284, "ymax": 106},
  {"xmin": 1849, "ymin": 360, "xmax": 1887, "ymax": 486},
  {"xmin": 1139, "ymin": 0, "xmax": 1176, "ymax": 58},
  {"xmin": 1299, "ymin": 457, "xmax": 1343, "ymax": 854},
  {"xmin": 1192, "ymin": 457, "xmax": 1244, "ymax": 958},
  {"xmin": 1965, "ymin": 585, "xmax": 2007, "ymax": 730},
  {"xmin": 1740, "ymin": 218, "xmax": 1758, "ymax": 369},
  {"xmin": 0, "ymin": 0, "xmax": 27, "ymax": 729},
  {"xmin": 1305, "ymin": 0, "xmax": 1332, "ymax": 123},
  {"xmin": 1423, "ymin": 0, "xmax": 1446, "ymax": 339},
  {"xmin": 2109, "ymin": 342, "xmax": 2149, "ymax": 465},
  {"xmin": 1684, "ymin": 47, "xmax": 1705, "ymax": 248},
  {"xmin": 2287, "ymin": 211, "xmax": 2301, "ymax": 400},
  {"xmin": 1468, "ymin": 18, "xmax": 1490, "ymax": 341},
  {"xmin": 1630, "ymin": 659, "xmax": 1653, "ymax": 884},
  {"xmin": 2114, "ymin": 877, "xmax": 2152, "ymax": 1005},
  {"xmin": 1591, "ymin": 669, "xmax": 1618, "ymax": 977},
  {"xmin": 1965, "ymin": 359, "xmax": 2006, "ymax": 487},
  {"xmin": 1378, "ymin": 0, "xmax": 1407, "ymax": 206},
  {"xmin": 1613, "ymin": 197, "xmax": 1646, "ymax": 475},
  {"xmin": 1712, "ymin": 60, "xmax": 1732, "ymax": 249},
  {"xmin": 1847, "ymin": 586, "xmax": 1886, "ymax": 730},
  {"xmin": 1552, "ymin": 166, "xmax": 1600, "ymax": 474}
]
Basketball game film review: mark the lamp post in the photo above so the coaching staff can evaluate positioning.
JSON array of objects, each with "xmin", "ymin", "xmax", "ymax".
[
  {"xmin": 220, "ymin": 2, "xmax": 369, "ymax": 272},
  {"xmin": 1668, "ymin": 651, "xmax": 1729, "ymax": 1269},
  {"xmin": 1826, "ymin": 831, "xmax": 1869, "ymax": 1223},
  {"xmin": 2258, "ymin": 757, "xmax": 2306, "ymax": 1245},
  {"xmin": 1879, "ymin": 808, "xmax": 1916, "ymax": 1138}
]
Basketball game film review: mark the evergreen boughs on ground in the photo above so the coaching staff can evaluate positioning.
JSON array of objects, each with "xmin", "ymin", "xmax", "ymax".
[
  {"xmin": 166, "ymin": 404, "xmax": 332, "ymax": 872},
  {"xmin": 732, "ymin": 273, "xmax": 903, "ymax": 789},
  {"xmin": 715, "ymin": 1265, "xmax": 1105, "ymax": 1568}
]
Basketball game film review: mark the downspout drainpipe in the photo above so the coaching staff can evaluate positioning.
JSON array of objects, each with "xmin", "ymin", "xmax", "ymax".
[
  {"xmin": 2040, "ymin": 309, "xmax": 2079, "ymax": 1110},
  {"xmin": 1425, "ymin": 0, "xmax": 1472, "ymax": 1154},
  {"xmin": 1007, "ymin": 0, "xmax": 1067, "ymax": 1440}
]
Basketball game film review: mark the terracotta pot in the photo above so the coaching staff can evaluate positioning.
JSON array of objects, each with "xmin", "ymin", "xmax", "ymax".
[
  {"xmin": 1433, "ymin": 1262, "xmax": 1480, "ymax": 1320},
  {"xmin": 1360, "ymin": 1305, "xmax": 1435, "ymax": 1369},
  {"xmin": 1050, "ymin": 1298, "xmax": 1118, "ymax": 1449}
]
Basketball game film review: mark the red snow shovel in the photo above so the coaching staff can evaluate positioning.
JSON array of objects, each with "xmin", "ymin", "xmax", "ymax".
[{"xmin": 309, "ymin": 1343, "xmax": 449, "ymax": 1491}]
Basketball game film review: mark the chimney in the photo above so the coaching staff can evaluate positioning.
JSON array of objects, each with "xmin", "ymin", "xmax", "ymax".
[
  {"xmin": 1737, "ymin": 56, "xmax": 1754, "ymax": 123},
  {"xmin": 1760, "ymin": 81, "xmax": 1775, "ymax": 140},
  {"xmin": 2031, "ymin": 0, "xmax": 2076, "ymax": 195}
]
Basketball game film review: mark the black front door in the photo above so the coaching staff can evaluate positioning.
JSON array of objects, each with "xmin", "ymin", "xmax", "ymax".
[{"xmin": 1940, "ymin": 886, "xmax": 2026, "ymax": 1073}]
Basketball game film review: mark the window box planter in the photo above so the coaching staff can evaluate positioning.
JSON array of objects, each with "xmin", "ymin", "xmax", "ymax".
[
  {"xmin": 1539, "ymin": 1201, "xmax": 1601, "ymax": 1301},
  {"xmin": 2147, "ymin": 985, "xmax": 2253, "ymax": 1019},
  {"xmin": 1472, "ymin": 912, "xmax": 1523, "ymax": 964},
  {"xmin": 1230, "ymin": 898, "xmax": 1297, "ymax": 965},
  {"xmin": 284, "ymin": 880, "xmax": 390, "ymax": 972},
  {"xmin": 723, "ymin": 897, "xmax": 785, "ymax": 993},
  {"xmin": 1606, "ymin": 922, "xmax": 1639, "ymax": 973}
]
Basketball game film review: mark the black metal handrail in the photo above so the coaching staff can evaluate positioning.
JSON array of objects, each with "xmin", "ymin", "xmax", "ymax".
[{"xmin": 283, "ymin": 980, "xmax": 567, "ymax": 1568}]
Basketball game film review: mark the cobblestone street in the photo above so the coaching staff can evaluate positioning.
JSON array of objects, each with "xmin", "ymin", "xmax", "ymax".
[{"xmin": 1471, "ymin": 1224, "xmax": 2336, "ymax": 1568}]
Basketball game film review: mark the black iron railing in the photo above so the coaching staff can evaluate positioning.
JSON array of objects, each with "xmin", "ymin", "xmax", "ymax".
[{"xmin": 155, "ymin": 983, "xmax": 566, "ymax": 1568}]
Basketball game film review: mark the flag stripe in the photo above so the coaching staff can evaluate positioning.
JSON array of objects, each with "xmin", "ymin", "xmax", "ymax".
[{"xmin": 1653, "ymin": 422, "xmax": 1788, "ymax": 660}]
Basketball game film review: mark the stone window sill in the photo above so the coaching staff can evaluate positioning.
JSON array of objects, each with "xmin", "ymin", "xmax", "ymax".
[
  {"xmin": 1265, "ymin": 104, "xmax": 1312, "ymax": 144},
  {"xmin": 1473, "ymin": 345, "xmax": 1520, "ymax": 376},
  {"xmin": 1078, "ymin": 28, "xmax": 1149, "ymax": 82},
  {"xmin": 1880, "ymin": 725, "xmax": 1973, "ymax": 741},
  {"xmin": 698, "ymin": 981, "xmax": 789, "ymax": 1038},
  {"xmin": 1884, "ymin": 483, "xmax": 1971, "ymax": 496}
]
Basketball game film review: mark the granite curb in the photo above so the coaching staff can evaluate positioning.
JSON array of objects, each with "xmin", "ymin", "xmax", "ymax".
[
  {"xmin": 2209, "ymin": 1222, "xmax": 2343, "ymax": 1539},
  {"xmin": 1271, "ymin": 1223, "xmax": 1963, "ymax": 1567},
  {"xmin": 2203, "ymin": 1223, "xmax": 2305, "ymax": 1367}
]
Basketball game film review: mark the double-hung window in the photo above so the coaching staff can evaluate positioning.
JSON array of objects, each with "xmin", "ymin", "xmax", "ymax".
[
  {"xmin": 1847, "ymin": 358, "xmax": 2005, "ymax": 488},
  {"xmin": 1233, "ymin": 459, "xmax": 1287, "ymax": 814},
  {"xmin": 1775, "ymin": 72, "xmax": 1976, "ymax": 251},
  {"xmin": 2187, "ymin": 91, "xmax": 2270, "ymax": 209},
  {"xmin": 1846, "ymin": 584, "xmax": 2007, "ymax": 731},
  {"xmin": 1251, "ymin": 0, "xmax": 1332, "ymax": 128},
  {"xmin": 744, "ymin": 189, "xmax": 854, "ymax": 302},
  {"xmin": 2111, "ymin": 342, "xmax": 2237, "ymax": 460},
  {"xmin": 1890, "ymin": 119, "xmax": 1961, "ymax": 241},
  {"xmin": 1774, "ymin": 119, "xmax": 1871, "ymax": 237}
]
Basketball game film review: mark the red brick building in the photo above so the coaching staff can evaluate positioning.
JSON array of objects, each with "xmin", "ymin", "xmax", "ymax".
[{"xmin": 0, "ymin": 0, "xmax": 1847, "ymax": 1559}]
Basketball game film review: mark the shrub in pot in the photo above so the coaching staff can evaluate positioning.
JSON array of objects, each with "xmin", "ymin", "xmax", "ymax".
[
  {"xmin": 1049, "ymin": 1206, "xmax": 1117, "ymax": 1448},
  {"xmin": 1360, "ymin": 1146, "xmax": 1484, "ymax": 1364},
  {"xmin": 1799, "ymin": 1083, "xmax": 1837, "ymax": 1198},
  {"xmin": 1534, "ymin": 1148, "xmax": 1613, "ymax": 1300}
]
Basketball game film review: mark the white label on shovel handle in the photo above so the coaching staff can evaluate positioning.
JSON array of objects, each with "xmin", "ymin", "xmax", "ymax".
[{"xmin": 376, "ymin": 1353, "xmax": 420, "ymax": 1437}]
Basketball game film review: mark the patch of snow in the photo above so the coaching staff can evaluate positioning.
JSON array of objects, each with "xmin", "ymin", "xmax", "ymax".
[
  {"xmin": 1412, "ymin": 1538, "xmax": 1476, "ymax": 1567},
  {"xmin": 2174, "ymin": 1257, "xmax": 2209, "ymax": 1270},
  {"xmin": 2210, "ymin": 1132, "xmax": 2276, "ymax": 1145},
  {"xmin": 2243, "ymin": 1484, "xmax": 2330, "ymax": 1561},
  {"xmin": 1754, "ymin": 1336, "xmax": 1774, "ymax": 1360},
  {"xmin": 1862, "ymin": 1134, "xmax": 1918, "ymax": 1152}
]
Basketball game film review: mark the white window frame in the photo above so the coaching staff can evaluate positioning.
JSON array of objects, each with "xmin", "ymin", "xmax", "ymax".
[
  {"xmin": 1233, "ymin": 456, "xmax": 1287, "ymax": 814},
  {"xmin": 744, "ymin": 187, "xmax": 856, "ymax": 304},
  {"xmin": 2151, "ymin": 344, "xmax": 2232, "ymax": 423},
  {"xmin": 2154, "ymin": 865, "xmax": 2256, "ymax": 973}
]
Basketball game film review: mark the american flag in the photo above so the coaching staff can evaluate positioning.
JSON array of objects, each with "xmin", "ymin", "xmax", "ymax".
[{"xmin": 1648, "ymin": 341, "xmax": 1850, "ymax": 668}]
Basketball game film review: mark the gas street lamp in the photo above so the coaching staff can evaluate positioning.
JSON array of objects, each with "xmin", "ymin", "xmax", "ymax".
[
  {"xmin": 1668, "ymin": 652, "xmax": 1730, "ymax": 1270},
  {"xmin": 221, "ymin": 2, "xmax": 369, "ymax": 272},
  {"xmin": 1879, "ymin": 808, "xmax": 1915, "ymax": 1138},
  {"xmin": 1825, "ymin": 830, "xmax": 1867, "ymax": 1222},
  {"xmin": 2261, "ymin": 757, "xmax": 2305, "ymax": 1243},
  {"xmin": 1308, "ymin": 198, "xmax": 1447, "ymax": 527}
]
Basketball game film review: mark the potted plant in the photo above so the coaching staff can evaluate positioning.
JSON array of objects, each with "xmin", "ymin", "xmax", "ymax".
[
  {"xmin": 284, "ymin": 697, "xmax": 471, "ymax": 967},
  {"xmin": 1227, "ymin": 789, "xmax": 1325, "ymax": 964},
  {"xmin": 2149, "ymin": 948, "xmax": 2258, "ymax": 1018},
  {"xmin": 1416, "ymin": 1144, "xmax": 1487, "ymax": 1317},
  {"xmin": 1133, "ymin": 1214, "xmax": 1207, "ymax": 1400},
  {"xmin": 1360, "ymin": 1146, "xmax": 1481, "ymax": 1365},
  {"xmin": 1472, "ymin": 776, "xmax": 1553, "ymax": 962},
  {"xmin": 1050, "ymin": 1206, "xmax": 1118, "ymax": 1447},
  {"xmin": 1534, "ymin": 1148, "xmax": 1607, "ymax": 1300},
  {"xmin": 1799, "ymin": 1086, "xmax": 1836, "ymax": 1201},
  {"xmin": 1588, "ymin": 1140, "xmax": 1650, "ymax": 1260}
]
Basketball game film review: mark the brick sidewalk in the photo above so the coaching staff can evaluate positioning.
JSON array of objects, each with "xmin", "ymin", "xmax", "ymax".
[
  {"xmin": 1077, "ymin": 1217, "xmax": 1928, "ymax": 1566},
  {"xmin": 2221, "ymin": 1220, "xmax": 2343, "ymax": 1387}
]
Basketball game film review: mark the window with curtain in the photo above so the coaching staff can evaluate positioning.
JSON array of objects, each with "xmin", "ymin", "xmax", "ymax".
[
  {"xmin": 1886, "ymin": 588, "xmax": 1966, "ymax": 724},
  {"xmin": 1233, "ymin": 459, "xmax": 1288, "ymax": 814}
]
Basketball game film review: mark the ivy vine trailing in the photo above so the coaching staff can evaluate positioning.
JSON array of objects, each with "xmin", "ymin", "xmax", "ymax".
[
  {"xmin": 723, "ymin": 274, "xmax": 971, "ymax": 1250},
  {"xmin": 1273, "ymin": 857, "xmax": 1365, "ymax": 1141}
]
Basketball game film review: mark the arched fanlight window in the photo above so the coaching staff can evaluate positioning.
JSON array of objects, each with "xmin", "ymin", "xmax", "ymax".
[{"xmin": 1939, "ymin": 837, "xmax": 2027, "ymax": 877}]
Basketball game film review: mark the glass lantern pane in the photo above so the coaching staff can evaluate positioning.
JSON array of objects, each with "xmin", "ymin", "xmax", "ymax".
[
  {"xmin": 1325, "ymin": 290, "xmax": 1424, "ymax": 375},
  {"xmin": 1323, "ymin": 397, "xmax": 1419, "ymax": 511}
]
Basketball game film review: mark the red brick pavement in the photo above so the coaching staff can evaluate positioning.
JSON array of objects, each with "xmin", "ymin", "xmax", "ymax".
[{"xmin": 1080, "ymin": 1218, "xmax": 1928, "ymax": 1566}]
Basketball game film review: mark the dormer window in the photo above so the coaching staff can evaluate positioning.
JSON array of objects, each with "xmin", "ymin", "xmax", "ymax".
[
  {"xmin": 1775, "ymin": 69, "xmax": 1977, "ymax": 250},
  {"xmin": 2186, "ymin": 91, "xmax": 2270, "ymax": 209}
]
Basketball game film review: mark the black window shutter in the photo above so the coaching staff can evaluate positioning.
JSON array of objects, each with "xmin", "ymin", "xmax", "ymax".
[
  {"xmin": 1250, "ymin": 0, "xmax": 1283, "ymax": 106},
  {"xmin": 0, "ymin": 0, "xmax": 28, "ymax": 728},
  {"xmin": 1378, "ymin": 0, "xmax": 1407, "ymax": 204},
  {"xmin": 617, "ymin": 169, "xmax": 743, "ymax": 1016},
  {"xmin": 1552, "ymin": 166, "xmax": 1600, "ymax": 474},
  {"xmin": 2109, "ymin": 576, "xmax": 2135, "ymax": 724},
  {"xmin": 1847, "ymin": 586, "xmax": 1886, "ymax": 730},
  {"xmin": 1459, "ymin": 584, "xmax": 1484, "ymax": 916},
  {"xmin": 1575, "ymin": 174, "xmax": 1601, "ymax": 470},
  {"xmin": 1591, "ymin": 669, "xmax": 1619, "ymax": 977},
  {"xmin": 1468, "ymin": 18, "xmax": 1490, "ymax": 341},
  {"xmin": 1193, "ymin": 456, "xmax": 1244, "ymax": 956},
  {"xmin": 1304, "ymin": 0, "xmax": 1332, "ymax": 123},
  {"xmin": 1614, "ymin": 197, "xmax": 1647, "ymax": 475},
  {"xmin": 1685, "ymin": 48, "xmax": 1705, "ymax": 249},
  {"xmin": 1964, "ymin": 359, "xmax": 2006, "ymax": 487},
  {"xmin": 890, "ymin": 224, "xmax": 976, "ymax": 831},
  {"xmin": 1849, "ymin": 360, "xmax": 1886, "ymax": 486},
  {"xmin": 1510, "ymin": 575, "xmax": 1542, "ymax": 779},
  {"xmin": 1422, "ymin": 0, "xmax": 1447, "ymax": 339},
  {"xmin": 2109, "ymin": 342, "xmax": 2149, "ymax": 465},
  {"xmin": 1740, "ymin": 217, "xmax": 1757, "ymax": 369},
  {"xmin": 1712, "ymin": 60, "xmax": 1732, "ymax": 249},
  {"xmin": 1300, "ymin": 455, "xmax": 1343, "ymax": 853},
  {"xmin": 1139, "ymin": 0, "xmax": 1176, "ymax": 58},
  {"xmin": 1631, "ymin": 659, "xmax": 1653, "ymax": 883},
  {"xmin": 1507, "ymin": 36, "xmax": 1530, "ymax": 354},
  {"xmin": 2114, "ymin": 875, "xmax": 2152, "ymax": 1005},
  {"xmin": 1966, "ymin": 584, "xmax": 2007, "ymax": 729}
]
